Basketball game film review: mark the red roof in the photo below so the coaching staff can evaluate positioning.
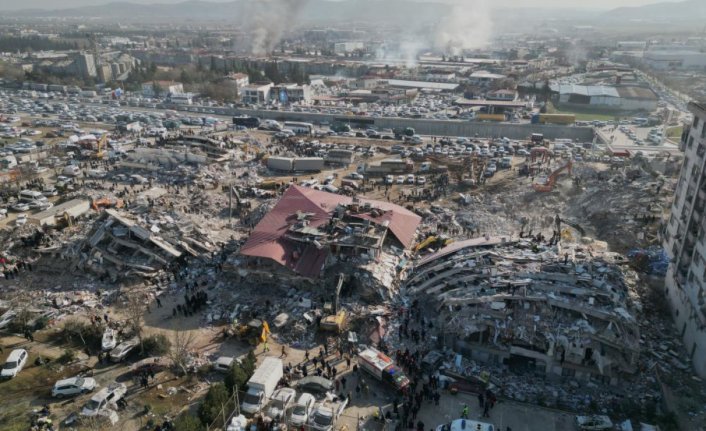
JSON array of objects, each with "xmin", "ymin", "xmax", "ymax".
[{"xmin": 240, "ymin": 185, "xmax": 421, "ymax": 277}]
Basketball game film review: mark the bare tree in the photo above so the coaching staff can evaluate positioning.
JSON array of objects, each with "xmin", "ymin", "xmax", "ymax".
[
  {"xmin": 124, "ymin": 290, "xmax": 147, "ymax": 352},
  {"xmin": 168, "ymin": 330, "xmax": 197, "ymax": 376}
]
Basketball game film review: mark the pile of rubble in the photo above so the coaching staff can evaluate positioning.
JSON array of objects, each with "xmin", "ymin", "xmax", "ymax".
[{"xmin": 398, "ymin": 236, "xmax": 677, "ymax": 414}]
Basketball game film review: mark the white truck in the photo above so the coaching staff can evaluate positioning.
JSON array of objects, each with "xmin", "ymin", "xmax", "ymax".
[
  {"xmin": 309, "ymin": 398, "xmax": 349, "ymax": 431},
  {"xmin": 241, "ymin": 357, "xmax": 283, "ymax": 415}
]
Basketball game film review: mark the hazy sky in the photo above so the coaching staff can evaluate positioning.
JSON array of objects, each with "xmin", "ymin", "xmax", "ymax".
[{"xmin": 0, "ymin": 0, "xmax": 687, "ymax": 11}]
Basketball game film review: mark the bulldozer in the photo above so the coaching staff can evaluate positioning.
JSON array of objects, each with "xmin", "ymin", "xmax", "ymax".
[{"xmin": 320, "ymin": 274, "xmax": 347, "ymax": 333}]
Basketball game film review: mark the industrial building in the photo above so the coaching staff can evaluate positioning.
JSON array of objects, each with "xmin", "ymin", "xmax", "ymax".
[
  {"xmin": 28, "ymin": 199, "xmax": 91, "ymax": 227},
  {"xmin": 662, "ymin": 101, "xmax": 706, "ymax": 378},
  {"xmin": 550, "ymin": 84, "xmax": 658, "ymax": 112},
  {"xmin": 241, "ymin": 83, "xmax": 274, "ymax": 104}
]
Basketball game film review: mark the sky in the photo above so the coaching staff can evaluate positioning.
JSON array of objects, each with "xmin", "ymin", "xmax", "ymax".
[{"xmin": 0, "ymin": 0, "xmax": 687, "ymax": 11}]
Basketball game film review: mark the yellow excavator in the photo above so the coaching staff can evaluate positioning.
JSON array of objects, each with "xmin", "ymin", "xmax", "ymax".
[
  {"xmin": 94, "ymin": 133, "xmax": 108, "ymax": 159},
  {"xmin": 320, "ymin": 274, "xmax": 347, "ymax": 333},
  {"xmin": 414, "ymin": 235, "xmax": 453, "ymax": 253}
]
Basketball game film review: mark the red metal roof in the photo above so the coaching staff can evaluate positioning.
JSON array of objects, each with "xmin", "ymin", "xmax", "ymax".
[{"xmin": 240, "ymin": 185, "xmax": 421, "ymax": 277}]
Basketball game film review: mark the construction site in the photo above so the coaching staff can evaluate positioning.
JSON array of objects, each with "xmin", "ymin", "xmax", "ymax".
[{"xmin": 0, "ymin": 116, "xmax": 703, "ymax": 431}]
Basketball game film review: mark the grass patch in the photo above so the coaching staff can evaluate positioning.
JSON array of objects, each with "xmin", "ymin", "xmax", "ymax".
[
  {"xmin": 546, "ymin": 101, "xmax": 625, "ymax": 122},
  {"xmin": 667, "ymin": 125, "xmax": 683, "ymax": 138}
]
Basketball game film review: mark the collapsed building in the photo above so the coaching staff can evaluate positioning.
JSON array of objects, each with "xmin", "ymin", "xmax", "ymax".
[
  {"xmin": 83, "ymin": 208, "xmax": 215, "ymax": 279},
  {"xmin": 406, "ymin": 238, "xmax": 640, "ymax": 384},
  {"xmin": 232, "ymin": 185, "xmax": 421, "ymax": 297}
]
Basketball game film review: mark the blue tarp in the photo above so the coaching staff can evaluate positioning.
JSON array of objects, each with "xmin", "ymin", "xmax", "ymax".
[{"xmin": 627, "ymin": 247, "xmax": 668, "ymax": 276}]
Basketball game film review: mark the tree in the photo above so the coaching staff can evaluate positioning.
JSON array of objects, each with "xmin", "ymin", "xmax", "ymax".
[
  {"xmin": 168, "ymin": 330, "xmax": 197, "ymax": 376},
  {"xmin": 198, "ymin": 383, "xmax": 229, "ymax": 425},
  {"xmin": 125, "ymin": 291, "xmax": 147, "ymax": 353},
  {"xmin": 173, "ymin": 414, "xmax": 203, "ymax": 431},
  {"xmin": 224, "ymin": 350, "xmax": 256, "ymax": 395}
]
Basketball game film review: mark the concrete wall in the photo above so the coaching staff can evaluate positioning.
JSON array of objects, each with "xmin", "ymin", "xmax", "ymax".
[
  {"xmin": 163, "ymin": 102, "xmax": 595, "ymax": 141},
  {"xmin": 233, "ymin": 109, "xmax": 595, "ymax": 141}
]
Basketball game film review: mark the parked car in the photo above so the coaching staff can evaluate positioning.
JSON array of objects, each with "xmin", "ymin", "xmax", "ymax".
[
  {"xmin": 296, "ymin": 376, "xmax": 333, "ymax": 394},
  {"xmin": 109, "ymin": 339, "xmax": 138, "ymax": 362},
  {"xmin": 52, "ymin": 376, "xmax": 98, "ymax": 398},
  {"xmin": 1, "ymin": 349, "xmax": 29, "ymax": 378},
  {"xmin": 265, "ymin": 387, "xmax": 296, "ymax": 420},
  {"xmin": 575, "ymin": 415, "xmax": 613, "ymax": 431},
  {"xmin": 81, "ymin": 382, "xmax": 127, "ymax": 416},
  {"xmin": 15, "ymin": 214, "xmax": 27, "ymax": 226},
  {"xmin": 213, "ymin": 356, "xmax": 237, "ymax": 373},
  {"xmin": 11, "ymin": 203, "xmax": 29, "ymax": 212},
  {"xmin": 290, "ymin": 393, "xmax": 316, "ymax": 426}
]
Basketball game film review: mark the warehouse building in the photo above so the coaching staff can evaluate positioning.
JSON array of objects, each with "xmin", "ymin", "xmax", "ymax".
[
  {"xmin": 29, "ymin": 199, "xmax": 91, "ymax": 227},
  {"xmin": 550, "ymin": 84, "xmax": 658, "ymax": 112}
]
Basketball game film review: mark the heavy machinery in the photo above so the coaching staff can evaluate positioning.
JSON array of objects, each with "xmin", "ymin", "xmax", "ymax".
[
  {"xmin": 530, "ymin": 147, "xmax": 552, "ymax": 163},
  {"xmin": 414, "ymin": 235, "xmax": 453, "ymax": 253},
  {"xmin": 94, "ymin": 133, "xmax": 108, "ymax": 159},
  {"xmin": 236, "ymin": 319, "xmax": 269, "ymax": 346},
  {"xmin": 532, "ymin": 160, "xmax": 573, "ymax": 192},
  {"xmin": 320, "ymin": 274, "xmax": 347, "ymax": 333},
  {"xmin": 91, "ymin": 197, "xmax": 125, "ymax": 211}
]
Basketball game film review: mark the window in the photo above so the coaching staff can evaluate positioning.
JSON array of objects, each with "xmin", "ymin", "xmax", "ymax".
[
  {"xmin": 689, "ymin": 136, "xmax": 695, "ymax": 149},
  {"xmin": 694, "ymin": 117, "xmax": 700, "ymax": 129},
  {"xmin": 702, "ymin": 125, "xmax": 706, "ymax": 139}
]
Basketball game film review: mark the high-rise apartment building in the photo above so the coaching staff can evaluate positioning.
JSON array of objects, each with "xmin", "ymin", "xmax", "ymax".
[{"xmin": 663, "ymin": 101, "xmax": 706, "ymax": 377}]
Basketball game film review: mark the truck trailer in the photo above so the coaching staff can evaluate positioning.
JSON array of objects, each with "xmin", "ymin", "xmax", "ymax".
[
  {"xmin": 241, "ymin": 357, "xmax": 283, "ymax": 415},
  {"xmin": 358, "ymin": 347, "xmax": 409, "ymax": 392}
]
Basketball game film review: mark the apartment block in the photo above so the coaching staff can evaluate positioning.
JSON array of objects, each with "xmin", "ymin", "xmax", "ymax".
[{"xmin": 662, "ymin": 101, "xmax": 706, "ymax": 377}]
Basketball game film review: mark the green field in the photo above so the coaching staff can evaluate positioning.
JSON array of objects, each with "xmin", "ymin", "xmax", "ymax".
[
  {"xmin": 667, "ymin": 125, "xmax": 683, "ymax": 139},
  {"xmin": 545, "ymin": 102, "xmax": 623, "ymax": 122}
]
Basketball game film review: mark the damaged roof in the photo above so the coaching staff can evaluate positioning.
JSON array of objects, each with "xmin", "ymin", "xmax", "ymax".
[{"xmin": 240, "ymin": 185, "xmax": 421, "ymax": 277}]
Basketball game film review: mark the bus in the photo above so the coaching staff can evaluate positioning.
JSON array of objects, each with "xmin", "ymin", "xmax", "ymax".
[
  {"xmin": 284, "ymin": 122, "xmax": 313, "ymax": 136},
  {"xmin": 232, "ymin": 116, "xmax": 260, "ymax": 128}
]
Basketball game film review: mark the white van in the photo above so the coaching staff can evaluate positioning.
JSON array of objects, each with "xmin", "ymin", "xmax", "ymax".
[{"xmin": 62, "ymin": 165, "xmax": 81, "ymax": 176}]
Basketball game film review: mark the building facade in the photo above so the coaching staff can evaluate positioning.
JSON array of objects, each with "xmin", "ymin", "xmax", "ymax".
[{"xmin": 662, "ymin": 101, "xmax": 706, "ymax": 378}]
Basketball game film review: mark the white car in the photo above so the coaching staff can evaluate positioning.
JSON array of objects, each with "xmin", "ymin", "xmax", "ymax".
[
  {"xmin": 42, "ymin": 188, "xmax": 58, "ymax": 197},
  {"xmin": 265, "ymin": 387, "xmax": 296, "ymax": 420},
  {"xmin": 385, "ymin": 175, "xmax": 394, "ymax": 184},
  {"xmin": 213, "ymin": 356, "xmax": 236, "ymax": 373},
  {"xmin": 109, "ymin": 339, "xmax": 138, "ymax": 362},
  {"xmin": 290, "ymin": 393, "xmax": 316, "ymax": 426},
  {"xmin": 52, "ymin": 376, "xmax": 98, "ymax": 398},
  {"xmin": 11, "ymin": 203, "xmax": 29, "ymax": 212},
  {"xmin": 576, "ymin": 415, "xmax": 613, "ymax": 430},
  {"xmin": 15, "ymin": 214, "xmax": 27, "ymax": 226},
  {"xmin": 81, "ymin": 382, "xmax": 127, "ymax": 417},
  {"xmin": 416, "ymin": 176, "xmax": 426, "ymax": 185},
  {"xmin": 396, "ymin": 175, "xmax": 405, "ymax": 184},
  {"xmin": 1, "ymin": 349, "xmax": 28, "ymax": 379},
  {"xmin": 406, "ymin": 174, "xmax": 415, "ymax": 184}
]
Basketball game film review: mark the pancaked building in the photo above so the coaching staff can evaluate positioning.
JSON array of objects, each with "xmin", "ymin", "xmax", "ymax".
[{"xmin": 406, "ymin": 238, "xmax": 640, "ymax": 384}]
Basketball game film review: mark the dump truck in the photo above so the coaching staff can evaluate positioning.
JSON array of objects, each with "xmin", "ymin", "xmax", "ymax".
[
  {"xmin": 358, "ymin": 346, "xmax": 410, "ymax": 392},
  {"xmin": 241, "ymin": 357, "xmax": 283, "ymax": 415}
]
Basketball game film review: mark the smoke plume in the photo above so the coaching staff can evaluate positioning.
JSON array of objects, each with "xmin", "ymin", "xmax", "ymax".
[
  {"xmin": 433, "ymin": 0, "xmax": 493, "ymax": 55},
  {"xmin": 243, "ymin": 0, "xmax": 308, "ymax": 56}
]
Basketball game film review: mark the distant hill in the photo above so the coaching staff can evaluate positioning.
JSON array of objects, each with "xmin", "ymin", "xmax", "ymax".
[
  {"xmin": 4, "ymin": 0, "xmax": 447, "ymax": 24},
  {"xmin": 603, "ymin": 0, "xmax": 706, "ymax": 21}
]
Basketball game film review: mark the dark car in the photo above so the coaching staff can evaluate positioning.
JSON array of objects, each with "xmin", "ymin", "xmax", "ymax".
[{"xmin": 297, "ymin": 376, "xmax": 333, "ymax": 394}]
